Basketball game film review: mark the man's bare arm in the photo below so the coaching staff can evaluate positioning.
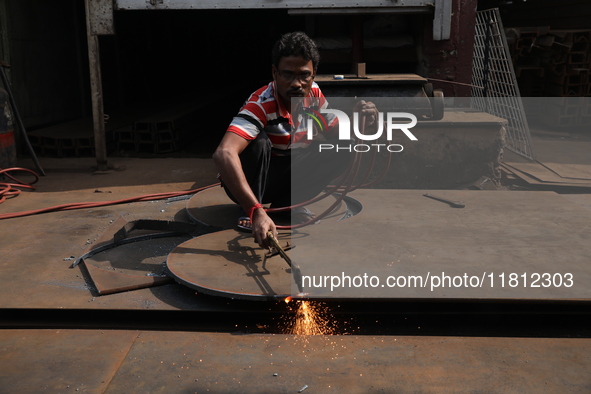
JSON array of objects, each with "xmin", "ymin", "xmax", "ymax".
[{"xmin": 212, "ymin": 132, "xmax": 276, "ymax": 247}]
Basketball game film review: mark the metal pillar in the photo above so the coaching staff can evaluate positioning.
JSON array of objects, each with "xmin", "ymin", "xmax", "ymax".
[
  {"xmin": 433, "ymin": 0, "xmax": 452, "ymax": 40},
  {"xmin": 84, "ymin": 0, "xmax": 114, "ymax": 171}
]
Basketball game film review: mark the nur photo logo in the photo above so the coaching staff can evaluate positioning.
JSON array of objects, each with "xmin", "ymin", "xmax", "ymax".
[{"xmin": 302, "ymin": 106, "xmax": 418, "ymax": 153}]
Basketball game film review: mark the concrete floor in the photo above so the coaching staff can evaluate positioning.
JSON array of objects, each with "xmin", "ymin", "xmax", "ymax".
[{"xmin": 1, "ymin": 137, "xmax": 590, "ymax": 392}]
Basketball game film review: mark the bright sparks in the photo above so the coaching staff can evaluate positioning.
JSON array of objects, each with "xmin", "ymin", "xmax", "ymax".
[{"xmin": 283, "ymin": 300, "xmax": 337, "ymax": 335}]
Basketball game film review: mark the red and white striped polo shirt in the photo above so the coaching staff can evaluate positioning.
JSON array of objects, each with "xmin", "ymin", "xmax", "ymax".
[{"xmin": 226, "ymin": 81, "xmax": 335, "ymax": 152}]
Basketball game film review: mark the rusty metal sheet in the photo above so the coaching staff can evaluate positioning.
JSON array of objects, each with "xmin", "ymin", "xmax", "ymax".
[
  {"xmin": 75, "ymin": 216, "xmax": 206, "ymax": 295},
  {"xmin": 79, "ymin": 215, "xmax": 129, "ymax": 261},
  {"xmin": 72, "ymin": 216, "xmax": 200, "ymax": 268},
  {"xmin": 108, "ymin": 332, "xmax": 591, "ymax": 393},
  {"xmin": 177, "ymin": 189, "xmax": 591, "ymax": 302},
  {"xmin": 0, "ymin": 329, "xmax": 138, "ymax": 393},
  {"xmin": 506, "ymin": 135, "xmax": 591, "ymax": 181},
  {"xmin": 2, "ymin": 330, "xmax": 591, "ymax": 392},
  {"xmin": 292, "ymin": 189, "xmax": 591, "ymax": 300},
  {"xmin": 502, "ymin": 162, "xmax": 591, "ymax": 187},
  {"xmin": 83, "ymin": 260, "xmax": 173, "ymax": 295}
]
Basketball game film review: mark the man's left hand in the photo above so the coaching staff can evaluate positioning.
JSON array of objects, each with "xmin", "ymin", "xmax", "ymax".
[{"xmin": 354, "ymin": 100, "xmax": 379, "ymax": 129}]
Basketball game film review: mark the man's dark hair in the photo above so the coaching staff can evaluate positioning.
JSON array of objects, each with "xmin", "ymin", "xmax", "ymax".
[{"xmin": 272, "ymin": 31, "xmax": 320, "ymax": 71}]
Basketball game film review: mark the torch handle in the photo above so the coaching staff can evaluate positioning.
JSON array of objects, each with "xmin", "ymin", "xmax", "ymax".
[{"xmin": 266, "ymin": 231, "xmax": 292, "ymax": 266}]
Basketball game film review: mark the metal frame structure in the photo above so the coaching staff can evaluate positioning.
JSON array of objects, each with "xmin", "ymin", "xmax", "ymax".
[
  {"xmin": 116, "ymin": 0, "xmax": 430, "ymax": 10},
  {"xmin": 114, "ymin": 0, "xmax": 451, "ymax": 40},
  {"xmin": 471, "ymin": 8, "xmax": 535, "ymax": 160}
]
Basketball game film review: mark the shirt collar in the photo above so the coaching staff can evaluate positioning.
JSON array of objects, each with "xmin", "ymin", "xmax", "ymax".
[{"xmin": 272, "ymin": 81, "xmax": 291, "ymax": 120}]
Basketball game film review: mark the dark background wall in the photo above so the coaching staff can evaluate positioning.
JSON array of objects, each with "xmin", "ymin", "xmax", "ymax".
[
  {"xmin": 423, "ymin": 0, "xmax": 478, "ymax": 97},
  {"xmin": 2, "ymin": 1, "xmax": 484, "ymax": 137},
  {"xmin": 1, "ymin": 0, "xmax": 88, "ymax": 128},
  {"xmin": 100, "ymin": 9, "xmax": 306, "ymax": 115},
  {"xmin": 478, "ymin": 0, "xmax": 591, "ymax": 29},
  {"xmin": 3, "ymin": 0, "xmax": 588, "ymax": 134}
]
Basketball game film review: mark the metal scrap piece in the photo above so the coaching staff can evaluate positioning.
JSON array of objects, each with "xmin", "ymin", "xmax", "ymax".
[
  {"xmin": 71, "ymin": 216, "xmax": 210, "ymax": 296},
  {"xmin": 82, "ymin": 262, "xmax": 173, "ymax": 295},
  {"xmin": 423, "ymin": 193, "xmax": 465, "ymax": 208},
  {"xmin": 71, "ymin": 217, "xmax": 208, "ymax": 268}
]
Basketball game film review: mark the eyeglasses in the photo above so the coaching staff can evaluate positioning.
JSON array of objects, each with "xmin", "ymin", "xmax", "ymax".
[{"xmin": 277, "ymin": 71, "xmax": 315, "ymax": 83}]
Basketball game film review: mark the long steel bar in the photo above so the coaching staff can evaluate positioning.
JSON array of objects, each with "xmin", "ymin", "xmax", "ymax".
[
  {"xmin": 115, "ymin": 0, "xmax": 431, "ymax": 10},
  {"xmin": 84, "ymin": 0, "xmax": 108, "ymax": 171},
  {"xmin": 482, "ymin": 19, "xmax": 493, "ymax": 100}
]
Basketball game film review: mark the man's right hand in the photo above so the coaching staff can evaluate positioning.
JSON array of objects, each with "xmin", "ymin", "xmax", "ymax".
[{"xmin": 251, "ymin": 208, "xmax": 277, "ymax": 249}]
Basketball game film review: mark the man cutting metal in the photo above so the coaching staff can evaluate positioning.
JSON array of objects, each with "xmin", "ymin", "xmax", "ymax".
[{"xmin": 213, "ymin": 31, "xmax": 376, "ymax": 249}]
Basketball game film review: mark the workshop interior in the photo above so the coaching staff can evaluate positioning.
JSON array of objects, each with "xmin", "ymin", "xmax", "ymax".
[{"xmin": 0, "ymin": 0, "xmax": 590, "ymax": 392}]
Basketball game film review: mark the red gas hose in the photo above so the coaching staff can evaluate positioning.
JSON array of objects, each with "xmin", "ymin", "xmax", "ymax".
[
  {"xmin": 0, "ymin": 171, "xmax": 220, "ymax": 220},
  {"xmin": 0, "ymin": 167, "xmax": 39, "ymax": 205}
]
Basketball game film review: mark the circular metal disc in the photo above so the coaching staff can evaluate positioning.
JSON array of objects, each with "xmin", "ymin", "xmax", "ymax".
[
  {"xmin": 186, "ymin": 186, "xmax": 240, "ymax": 228},
  {"xmin": 166, "ymin": 229, "xmax": 295, "ymax": 301}
]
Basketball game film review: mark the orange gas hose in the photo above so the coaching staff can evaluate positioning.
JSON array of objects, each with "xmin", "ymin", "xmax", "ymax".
[
  {"xmin": 0, "ymin": 167, "xmax": 39, "ymax": 205},
  {"xmin": 0, "ymin": 173, "xmax": 219, "ymax": 220}
]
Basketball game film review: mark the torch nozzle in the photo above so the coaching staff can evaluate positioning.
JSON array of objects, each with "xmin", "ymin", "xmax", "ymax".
[{"xmin": 267, "ymin": 231, "xmax": 303, "ymax": 293}]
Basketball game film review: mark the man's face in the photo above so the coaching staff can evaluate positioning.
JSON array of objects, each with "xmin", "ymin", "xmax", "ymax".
[{"xmin": 272, "ymin": 56, "xmax": 316, "ymax": 109}]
